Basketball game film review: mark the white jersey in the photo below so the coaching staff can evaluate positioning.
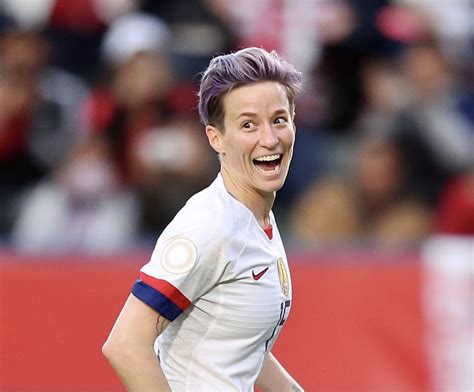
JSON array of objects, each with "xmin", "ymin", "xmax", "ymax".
[{"xmin": 131, "ymin": 174, "xmax": 292, "ymax": 391}]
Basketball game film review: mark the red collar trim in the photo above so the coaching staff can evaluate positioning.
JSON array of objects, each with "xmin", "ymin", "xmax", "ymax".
[{"xmin": 264, "ymin": 225, "xmax": 273, "ymax": 240}]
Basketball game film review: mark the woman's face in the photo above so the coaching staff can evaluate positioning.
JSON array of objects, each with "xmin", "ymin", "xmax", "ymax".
[{"xmin": 206, "ymin": 81, "xmax": 296, "ymax": 198}]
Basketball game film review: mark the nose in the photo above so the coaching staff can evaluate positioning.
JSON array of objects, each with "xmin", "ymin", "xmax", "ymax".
[{"xmin": 259, "ymin": 122, "xmax": 279, "ymax": 149}]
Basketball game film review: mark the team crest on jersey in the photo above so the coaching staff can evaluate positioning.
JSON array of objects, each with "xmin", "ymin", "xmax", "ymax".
[
  {"xmin": 161, "ymin": 238, "xmax": 197, "ymax": 274},
  {"xmin": 276, "ymin": 257, "xmax": 289, "ymax": 297}
]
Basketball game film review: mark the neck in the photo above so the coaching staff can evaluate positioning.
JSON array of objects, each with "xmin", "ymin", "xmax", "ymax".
[{"xmin": 220, "ymin": 168, "xmax": 274, "ymax": 229}]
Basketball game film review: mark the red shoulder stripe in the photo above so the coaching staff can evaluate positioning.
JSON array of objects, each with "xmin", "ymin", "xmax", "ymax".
[{"xmin": 139, "ymin": 271, "xmax": 191, "ymax": 311}]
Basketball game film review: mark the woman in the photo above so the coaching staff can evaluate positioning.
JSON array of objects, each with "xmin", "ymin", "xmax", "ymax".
[{"xmin": 103, "ymin": 47, "xmax": 304, "ymax": 392}]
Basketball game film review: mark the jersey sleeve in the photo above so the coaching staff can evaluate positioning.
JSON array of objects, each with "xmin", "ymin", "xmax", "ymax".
[{"xmin": 131, "ymin": 207, "xmax": 232, "ymax": 321}]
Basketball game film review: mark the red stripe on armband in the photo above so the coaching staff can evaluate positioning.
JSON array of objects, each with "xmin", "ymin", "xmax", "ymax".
[{"xmin": 139, "ymin": 271, "xmax": 191, "ymax": 311}]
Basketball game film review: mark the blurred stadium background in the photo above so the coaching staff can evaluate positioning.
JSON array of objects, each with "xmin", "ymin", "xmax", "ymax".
[{"xmin": 0, "ymin": 0, "xmax": 472, "ymax": 391}]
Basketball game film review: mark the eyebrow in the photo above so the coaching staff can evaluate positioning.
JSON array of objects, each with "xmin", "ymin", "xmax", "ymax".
[
  {"xmin": 272, "ymin": 109, "xmax": 290, "ymax": 116},
  {"xmin": 236, "ymin": 112, "xmax": 257, "ymax": 120},
  {"xmin": 236, "ymin": 108, "xmax": 289, "ymax": 120}
]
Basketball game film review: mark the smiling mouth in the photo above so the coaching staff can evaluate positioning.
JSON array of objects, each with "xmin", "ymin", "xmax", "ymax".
[{"xmin": 253, "ymin": 154, "xmax": 283, "ymax": 172}]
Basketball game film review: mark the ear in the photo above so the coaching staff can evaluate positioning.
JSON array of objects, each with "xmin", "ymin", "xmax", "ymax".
[{"xmin": 206, "ymin": 125, "xmax": 224, "ymax": 154}]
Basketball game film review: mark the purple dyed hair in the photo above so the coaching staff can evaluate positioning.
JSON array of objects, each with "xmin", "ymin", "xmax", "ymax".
[{"xmin": 198, "ymin": 47, "xmax": 303, "ymax": 129}]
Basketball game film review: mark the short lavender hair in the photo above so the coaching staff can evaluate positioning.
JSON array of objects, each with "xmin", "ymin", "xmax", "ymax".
[{"xmin": 198, "ymin": 47, "xmax": 302, "ymax": 129}]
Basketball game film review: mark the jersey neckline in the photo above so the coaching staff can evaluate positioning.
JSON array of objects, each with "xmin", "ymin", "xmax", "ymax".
[
  {"xmin": 264, "ymin": 225, "xmax": 273, "ymax": 240},
  {"xmin": 214, "ymin": 173, "xmax": 275, "ymax": 241}
]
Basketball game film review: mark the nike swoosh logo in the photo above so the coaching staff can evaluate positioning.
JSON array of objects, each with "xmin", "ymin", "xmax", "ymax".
[{"xmin": 252, "ymin": 267, "xmax": 269, "ymax": 281}]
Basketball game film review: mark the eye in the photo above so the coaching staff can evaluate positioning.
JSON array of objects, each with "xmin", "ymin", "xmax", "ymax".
[
  {"xmin": 273, "ymin": 116, "xmax": 288, "ymax": 125},
  {"xmin": 241, "ymin": 120, "xmax": 255, "ymax": 129}
]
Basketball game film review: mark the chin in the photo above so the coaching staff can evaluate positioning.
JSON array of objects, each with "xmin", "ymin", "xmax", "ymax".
[{"xmin": 257, "ymin": 178, "xmax": 286, "ymax": 194}]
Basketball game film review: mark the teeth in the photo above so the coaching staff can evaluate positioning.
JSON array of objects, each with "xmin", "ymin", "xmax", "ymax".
[{"xmin": 254, "ymin": 154, "xmax": 281, "ymax": 162}]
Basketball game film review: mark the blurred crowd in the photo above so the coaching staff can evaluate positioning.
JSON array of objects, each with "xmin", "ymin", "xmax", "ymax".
[{"xmin": 0, "ymin": 0, "xmax": 472, "ymax": 252}]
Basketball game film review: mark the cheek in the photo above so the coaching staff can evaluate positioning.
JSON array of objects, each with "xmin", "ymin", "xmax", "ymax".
[
  {"xmin": 227, "ymin": 135, "xmax": 255, "ymax": 159},
  {"xmin": 224, "ymin": 141, "xmax": 248, "ymax": 165},
  {"xmin": 282, "ymin": 128, "xmax": 296, "ymax": 149}
]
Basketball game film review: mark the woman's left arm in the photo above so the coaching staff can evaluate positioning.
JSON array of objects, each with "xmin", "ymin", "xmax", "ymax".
[{"xmin": 255, "ymin": 352, "xmax": 304, "ymax": 392}]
